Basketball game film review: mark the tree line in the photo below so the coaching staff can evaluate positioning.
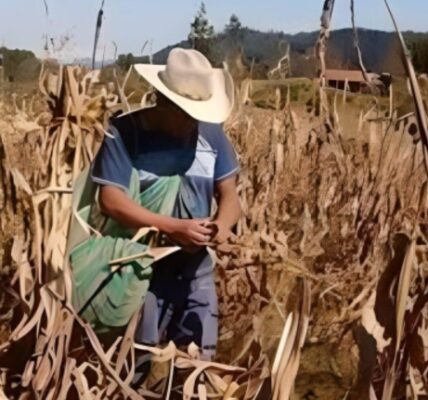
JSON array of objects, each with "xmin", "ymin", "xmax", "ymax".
[
  {"xmin": 0, "ymin": 47, "xmax": 37, "ymax": 81},
  {"xmin": 116, "ymin": 3, "xmax": 428, "ymax": 75},
  {"xmin": 406, "ymin": 34, "xmax": 428, "ymax": 74},
  {"xmin": 117, "ymin": 2, "xmax": 244, "ymax": 70}
]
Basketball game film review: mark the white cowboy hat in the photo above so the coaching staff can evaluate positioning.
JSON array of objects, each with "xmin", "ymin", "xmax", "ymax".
[{"xmin": 133, "ymin": 48, "xmax": 234, "ymax": 124}]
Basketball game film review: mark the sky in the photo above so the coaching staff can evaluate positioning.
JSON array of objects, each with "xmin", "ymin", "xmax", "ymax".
[{"xmin": 0, "ymin": 0, "xmax": 427, "ymax": 61}]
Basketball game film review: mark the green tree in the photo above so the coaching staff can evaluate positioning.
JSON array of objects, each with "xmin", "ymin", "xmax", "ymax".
[
  {"xmin": 116, "ymin": 53, "xmax": 135, "ymax": 70},
  {"xmin": 188, "ymin": 2, "xmax": 215, "ymax": 59},
  {"xmin": 0, "ymin": 47, "xmax": 37, "ymax": 79},
  {"xmin": 406, "ymin": 34, "xmax": 428, "ymax": 73},
  {"xmin": 225, "ymin": 14, "xmax": 243, "ymax": 38}
]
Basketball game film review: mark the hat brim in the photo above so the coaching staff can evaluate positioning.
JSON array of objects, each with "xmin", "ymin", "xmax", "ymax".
[{"xmin": 132, "ymin": 64, "xmax": 234, "ymax": 124}]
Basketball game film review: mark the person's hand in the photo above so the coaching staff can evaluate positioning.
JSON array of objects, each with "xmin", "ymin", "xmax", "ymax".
[
  {"xmin": 208, "ymin": 220, "xmax": 234, "ymax": 245},
  {"xmin": 164, "ymin": 218, "xmax": 213, "ymax": 249}
]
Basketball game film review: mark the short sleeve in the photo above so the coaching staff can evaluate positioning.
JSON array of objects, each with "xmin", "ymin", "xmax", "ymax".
[
  {"xmin": 91, "ymin": 125, "xmax": 133, "ymax": 191},
  {"xmin": 201, "ymin": 123, "xmax": 240, "ymax": 181}
]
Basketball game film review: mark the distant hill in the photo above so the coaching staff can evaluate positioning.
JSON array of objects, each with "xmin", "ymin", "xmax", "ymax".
[
  {"xmin": 3, "ymin": 28, "xmax": 428, "ymax": 82},
  {"xmin": 152, "ymin": 28, "xmax": 428, "ymax": 78}
]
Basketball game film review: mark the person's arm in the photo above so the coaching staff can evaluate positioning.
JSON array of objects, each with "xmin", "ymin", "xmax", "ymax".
[
  {"xmin": 211, "ymin": 175, "xmax": 242, "ymax": 244},
  {"xmin": 93, "ymin": 124, "xmax": 212, "ymax": 248},
  {"xmin": 99, "ymin": 185, "xmax": 213, "ymax": 247}
]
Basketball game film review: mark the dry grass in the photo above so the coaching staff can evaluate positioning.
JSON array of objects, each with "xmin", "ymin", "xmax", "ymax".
[{"xmin": 215, "ymin": 74, "xmax": 428, "ymax": 398}]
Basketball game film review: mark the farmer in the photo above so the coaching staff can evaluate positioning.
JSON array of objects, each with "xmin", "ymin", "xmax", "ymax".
[{"xmin": 90, "ymin": 48, "xmax": 241, "ymax": 358}]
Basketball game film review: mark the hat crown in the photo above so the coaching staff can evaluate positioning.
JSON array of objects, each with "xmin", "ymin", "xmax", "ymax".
[{"xmin": 159, "ymin": 48, "xmax": 214, "ymax": 101}]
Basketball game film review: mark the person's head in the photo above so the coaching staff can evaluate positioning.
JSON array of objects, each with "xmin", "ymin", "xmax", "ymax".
[{"xmin": 154, "ymin": 90, "xmax": 197, "ymax": 134}]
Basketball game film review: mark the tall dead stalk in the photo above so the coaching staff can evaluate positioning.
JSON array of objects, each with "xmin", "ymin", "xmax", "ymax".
[{"xmin": 92, "ymin": 0, "xmax": 106, "ymax": 70}]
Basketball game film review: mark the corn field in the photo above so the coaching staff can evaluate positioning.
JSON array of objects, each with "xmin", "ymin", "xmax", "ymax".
[
  {"xmin": 0, "ymin": 1, "xmax": 428, "ymax": 399},
  {"xmin": 0, "ymin": 63, "xmax": 426, "ymax": 400}
]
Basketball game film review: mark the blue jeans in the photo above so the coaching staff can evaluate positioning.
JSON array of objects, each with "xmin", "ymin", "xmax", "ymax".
[{"xmin": 135, "ymin": 249, "xmax": 218, "ymax": 358}]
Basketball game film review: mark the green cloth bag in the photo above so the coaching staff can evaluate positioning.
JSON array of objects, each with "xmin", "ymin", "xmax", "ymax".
[
  {"xmin": 71, "ymin": 237, "xmax": 153, "ymax": 329},
  {"xmin": 67, "ymin": 166, "xmax": 181, "ymax": 331}
]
